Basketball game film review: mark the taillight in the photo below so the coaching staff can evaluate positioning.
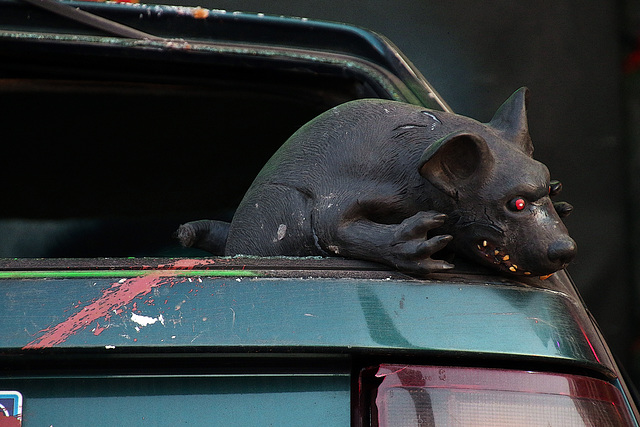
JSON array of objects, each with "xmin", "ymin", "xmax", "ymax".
[{"xmin": 366, "ymin": 365, "xmax": 635, "ymax": 426}]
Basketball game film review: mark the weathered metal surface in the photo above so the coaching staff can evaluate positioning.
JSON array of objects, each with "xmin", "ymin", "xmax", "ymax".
[
  {"xmin": 0, "ymin": 260, "xmax": 610, "ymax": 374},
  {"xmin": 0, "ymin": 256, "xmax": 390, "ymax": 272}
]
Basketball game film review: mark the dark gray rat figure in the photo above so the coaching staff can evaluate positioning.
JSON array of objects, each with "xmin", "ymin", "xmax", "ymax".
[{"xmin": 177, "ymin": 88, "xmax": 576, "ymax": 277}]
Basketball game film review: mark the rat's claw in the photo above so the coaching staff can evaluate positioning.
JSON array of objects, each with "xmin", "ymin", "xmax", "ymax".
[
  {"xmin": 394, "ymin": 211, "xmax": 447, "ymax": 241},
  {"xmin": 553, "ymin": 201, "xmax": 573, "ymax": 218},
  {"xmin": 549, "ymin": 180, "xmax": 563, "ymax": 197}
]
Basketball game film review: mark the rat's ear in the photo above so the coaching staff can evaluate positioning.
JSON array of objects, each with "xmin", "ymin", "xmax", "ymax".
[
  {"xmin": 489, "ymin": 87, "xmax": 534, "ymax": 156},
  {"xmin": 419, "ymin": 132, "xmax": 494, "ymax": 199}
]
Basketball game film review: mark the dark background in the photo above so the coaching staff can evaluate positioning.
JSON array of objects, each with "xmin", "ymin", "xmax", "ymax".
[{"xmin": 145, "ymin": 0, "xmax": 640, "ymax": 384}]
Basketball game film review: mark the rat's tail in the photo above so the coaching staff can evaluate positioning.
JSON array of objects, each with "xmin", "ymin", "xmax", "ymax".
[{"xmin": 175, "ymin": 219, "xmax": 229, "ymax": 255}]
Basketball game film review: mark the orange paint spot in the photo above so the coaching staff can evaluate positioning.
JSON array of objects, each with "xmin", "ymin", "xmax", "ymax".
[{"xmin": 192, "ymin": 7, "xmax": 209, "ymax": 19}]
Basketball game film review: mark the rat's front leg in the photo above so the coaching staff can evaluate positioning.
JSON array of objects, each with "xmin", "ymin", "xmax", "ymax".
[{"xmin": 328, "ymin": 211, "xmax": 454, "ymax": 274}]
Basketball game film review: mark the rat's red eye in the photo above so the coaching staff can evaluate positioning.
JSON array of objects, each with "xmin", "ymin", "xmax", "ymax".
[{"xmin": 509, "ymin": 198, "xmax": 526, "ymax": 211}]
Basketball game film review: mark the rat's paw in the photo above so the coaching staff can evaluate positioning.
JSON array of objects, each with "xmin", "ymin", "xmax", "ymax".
[
  {"xmin": 550, "ymin": 180, "xmax": 573, "ymax": 218},
  {"xmin": 392, "ymin": 211, "xmax": 447, "ymax": 242},
  {"xmin": 389, "ymin": 211, "xmax": 454, "ymax": 273}
]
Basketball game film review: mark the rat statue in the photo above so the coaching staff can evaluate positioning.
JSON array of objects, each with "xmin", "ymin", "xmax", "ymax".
[{"xmin": 177, "ymin": 88, "xmax": 576, "ymax": 276}]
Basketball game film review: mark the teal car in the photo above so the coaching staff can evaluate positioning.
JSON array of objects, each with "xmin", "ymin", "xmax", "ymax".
[{"xmin": 0, "ymin": 1, "xmax": 638, "ymax": 425}]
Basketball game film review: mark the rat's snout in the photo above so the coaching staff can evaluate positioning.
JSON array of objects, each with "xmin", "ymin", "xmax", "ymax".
[{"xmin": 547, "ymin": 237, "xmax": 577, "ymax": 266}]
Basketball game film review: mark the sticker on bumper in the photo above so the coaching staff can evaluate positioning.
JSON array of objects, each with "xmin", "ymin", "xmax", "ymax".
[{"xmin": 0, "ymin": 391, "xmax": 22, "ymax": 426}]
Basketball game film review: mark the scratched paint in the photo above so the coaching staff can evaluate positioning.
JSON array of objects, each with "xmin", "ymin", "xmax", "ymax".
[
  {"xmin": 131, "ymin": 312, "xmax": 165, "ymax": 327},
  {"xmin": 23, "ymin": 274, "xmax": 186, "ymax": 349},
  {"xmin": 157, "ymin": 258, "xmax": 219, "ymax": 269},
  {"xmin": 20, "ymin": 258, "xmax": 258, "ymax": 348}
]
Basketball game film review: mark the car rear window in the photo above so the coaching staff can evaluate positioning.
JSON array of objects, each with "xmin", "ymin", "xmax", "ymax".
[{"xmin": 1, "ymin": 48, "xmax": 379, "ymax": 258}]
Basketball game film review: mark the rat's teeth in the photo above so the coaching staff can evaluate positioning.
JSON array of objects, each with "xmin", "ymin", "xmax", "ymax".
[
  {"xmin": 482, "ymin": 240, "xmax": 488, "ymax": 247},
  {"xmin": 509, "ymin": 266, "xmax": 517, "ymax": 272},
  {"xmin": 524, "ymin": 271, "xmax": 531, "ymax": 275},
  {"xmin": 540, "ymin": 274, "xmax": 553, "ymax": 280},
  {"xmin": 502, "ymin": 254, "xmax": 510, "ymax": 261},
  {"xmin": 494, "ymin": 250, "xmax": 500, "ymax": 256},
  {"xmin": 477, "ymin": 244, "xmax": 483, "ymax": 251}
]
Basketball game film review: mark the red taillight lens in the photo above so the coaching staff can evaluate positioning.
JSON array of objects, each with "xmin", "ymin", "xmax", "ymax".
[{"xmin": 371, "ymin": 365, "xmax": 634, "ymax": 426}]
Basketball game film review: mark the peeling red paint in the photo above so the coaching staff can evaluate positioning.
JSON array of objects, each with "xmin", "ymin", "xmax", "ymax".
[
  {"xmin": 20, "ymin": 259, "xmax": 226, "ymax": 349},
  {"xmin": 24, "ymin": 273, "xmax": 186, "ymax": 349},
  {"xmin": 159, "ymin": 258, "xmax": 217, "ymax": 270},
  {"xmin": 93, "ymin": 323, "xmax": 105, "ymax": 336}
]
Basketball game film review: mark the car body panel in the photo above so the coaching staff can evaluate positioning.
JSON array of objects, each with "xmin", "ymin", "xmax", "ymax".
[
  {"xmin": 0, "ymin": 374, "xmax": 351, "ymax": 425},
  {"xmin": 0, "ymin": 1, "xmax": 637, "ymax": 424},
  {"xmin": 0, "ymin": 259, "xmax": 612, "ymax": 372}
]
